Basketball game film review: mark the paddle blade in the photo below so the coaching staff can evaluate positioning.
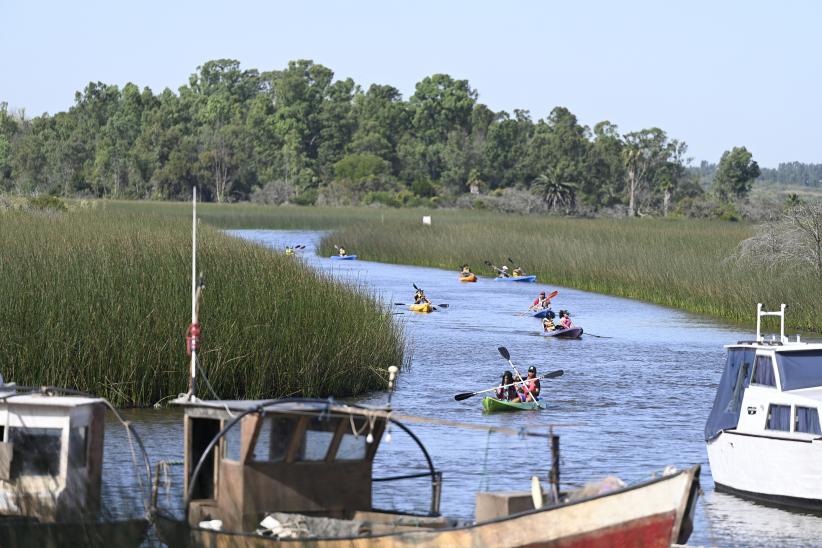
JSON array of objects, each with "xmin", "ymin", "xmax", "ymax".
[
  {"xmin": 508, "ymin": 257, "xmax": 516, "ymax": 265},
  {"xmin": 454, "ymin": 392, "xmax": 475, "ymax": 401},
  {"xmin": 413, "ymin": 283, "xmax": 419, "ymax": 290},
  {"xmin": 543, "ymin": 370, "xmax": 564, "ymax": 379},
  {"xmin": 393, "ymin": 303, "xmax": 406, "ymax": 306},
  {"xmin": 437, "ymin": 303, "xmax": 449, "ymax": 308},
  {"xmin": 334, "ymin": 244, "xmax": 339, "ymax": 249},
  {"xmin": 497, "ymin": 346, "xmax": 510, "ymax": 360},
  {"xmin": 547, "ymin": 290, "xmax": 558, "ymax": 299}
]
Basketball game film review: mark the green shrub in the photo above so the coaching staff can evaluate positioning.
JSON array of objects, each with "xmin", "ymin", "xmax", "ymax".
[
  {"xmin": 292, "ymin": 188, "xmax": 318, "ymax": 206},
  {"xmin": 28, "ymin": 194, "xmax": 67, "ymax": 211}
]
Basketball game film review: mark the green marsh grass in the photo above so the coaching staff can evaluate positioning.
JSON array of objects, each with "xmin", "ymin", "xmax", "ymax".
[
  {"xmin": 320, "ymin": 215, "xmax": 822, "ymax": 333},
  {"xmin": 0, "ymin": 208, "xmax": 405, "ymax": 406}
]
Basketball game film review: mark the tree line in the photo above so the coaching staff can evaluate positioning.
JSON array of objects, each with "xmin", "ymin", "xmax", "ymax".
[{"xmin": 0, "ymin": 59, "xmax": 763, "ymax": 215}]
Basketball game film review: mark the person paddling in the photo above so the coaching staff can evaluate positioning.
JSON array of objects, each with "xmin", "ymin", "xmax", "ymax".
[
  {"xmin": 512, "ymin": 266, "xmax": 525, "ymax": 277},
  {"xmin": 499, "ymin": 265, "xmax": 511, "ymax": 278},
  {"xmin": 338, "ymin": 246, "xmax": 348, "ymax": 257},
  {"xmin": 460, "ymin": 264, "xmax": 473, "ymax": 277},
  {"xmin": 496, "ymin": 371, "xmax": 520, "ymax": 401},
  {"xmin": 413, "ymin": 288, "xmax": 430, "ymax": 305},
  {"xmin": 518, "ymin": 366, "xmax": 542, "ymax": 402},
  {"xmin": 543, "ymin": 315, "xmax": 557, "ymax": 332},
  {"xmin": 530, "ymin": 291, "xmax": 552, "ymax": 310}
]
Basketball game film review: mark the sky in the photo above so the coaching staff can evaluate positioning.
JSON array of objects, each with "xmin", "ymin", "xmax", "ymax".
[{"xmin": 1, "ymin": 0, "xmax": 820, "ymax": 167}]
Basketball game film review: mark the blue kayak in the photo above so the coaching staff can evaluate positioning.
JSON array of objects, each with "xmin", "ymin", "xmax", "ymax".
[
  {"xmin": 543, "ymin": 327, "xmax": 583, "ymax": 339},
  {"xmin": 494, "ymin": 275, "xmax": 537, "ymax": 283},
  {"xmin": 330, "ymin": 255, "xmax": 358, "ymax": 260},
  {"xmin": 531, "ymin": 308, "xmax": 552, "ymax": 319}
]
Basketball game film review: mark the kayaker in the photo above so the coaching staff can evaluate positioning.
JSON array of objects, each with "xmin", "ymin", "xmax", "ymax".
[
  {"xmin": 413, "ymin": 289, "xmax": 430, "ymax": 305},
  {"xmin": 543, "ymin": 315, "xmax": 557, "ymax": 332},
  {"xmin": 496, "ymin": 371, "xmax": 519, "ymax": 401},
  {"xmin": 460, "ymin": 264, "xmax": 472, "ymax": 277},
  {"xmin": 512, "ymin": 266, "xmax": 525, "ymax": 277},
  {"xmin": 530, "ymin": 291, "xmax": 552, "ymax": 310},
  {"xmin": 559, "ymin": 310, "xmax": 573, "ymax": 330},
  {"xmin": 338, "ymin": 247, "xmax": 348, "ymax": 257},
  {"xmin": 499, "ymin": 265, "xmax": 511, "ymax": 278},
  {"xmin": 285, "ymin": 246, "xmax": 295, "ymax": 256},
  {"xmin": 518, "ymin": 366, "xmax": 542, "ymax": 402}
]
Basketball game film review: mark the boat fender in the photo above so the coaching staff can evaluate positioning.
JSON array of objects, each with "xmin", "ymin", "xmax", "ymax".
[{"xmin": 186, "ymin": 323, "xmax": 201, "ymax": 356}]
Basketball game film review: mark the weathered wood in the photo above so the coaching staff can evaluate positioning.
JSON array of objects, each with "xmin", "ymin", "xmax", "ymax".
[
  {"xmin": 0, "ymin": 442, "xmax": 12, "ymax": 480},
  {"xmin": 240, "ymin": 415, "xmax": 262, "ymax": 464},
  {"xmin": 284, "ymin": 417, "xmax": 309, "ymax": 464},
  {"xmin": 325, "ymin": 419, "xmax": 348, "ymax": 462}
]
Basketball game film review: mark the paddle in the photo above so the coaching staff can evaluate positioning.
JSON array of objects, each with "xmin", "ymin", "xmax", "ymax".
[
  {"xmin": 527, "ymin": 290, "xmax": 559, "ymax": 312},
  {"xmin": 454, "ymin": 370, "xmax": 564, "ymax": 401},
  {"xmin": 393, "ymin": 302, "xmax": 449, "ymax": 308},
  {"xmin": 498, "ymin": 346, "xmax": 539, "ymax": 403},
  {"xmin": 585, "ymin": 332, "xmax": 613, "ymax": 339},
  {"xmin": 484, "ymin": 260, "xmax": 507, "ymax": 277}
]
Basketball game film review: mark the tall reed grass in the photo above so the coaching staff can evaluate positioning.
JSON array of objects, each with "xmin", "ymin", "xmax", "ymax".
[
  {"xmin": 320, "ymin": 215, "xmax": 822, "ymax": 332},
  {"xmin": 0, "ymin": 208, "xmax": 405, "ymax": 406}
]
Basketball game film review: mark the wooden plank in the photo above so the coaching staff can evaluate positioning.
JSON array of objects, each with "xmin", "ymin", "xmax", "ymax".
[
  {"xmin": 324, "ymin": 419, "xmax": 347, "ymax": 462},
  {"xmin": 284, "ymin": 417, "xmax": 309, "ymax": 463},
  {"xmin": 239, "ymin": 415, "xmax": 262, "ymax": 464}
]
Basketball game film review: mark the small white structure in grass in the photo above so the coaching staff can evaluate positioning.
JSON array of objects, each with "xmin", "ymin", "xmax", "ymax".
[{"xmin": 422, "ymin": 216, "xmax": 431, "ymax": 226}]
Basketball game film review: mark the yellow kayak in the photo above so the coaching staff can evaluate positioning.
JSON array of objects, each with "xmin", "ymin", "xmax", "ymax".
[{"xmin": 408, "ymin": 303, "xmax": 433, "ymax": 313}]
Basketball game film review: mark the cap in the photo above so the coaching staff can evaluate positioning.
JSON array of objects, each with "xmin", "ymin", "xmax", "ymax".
[
  {"xmin": 539, "ymin": 291, "xmax": 546, "ymax": 295},
  {"xmin": 502, "ymin": 265, "xmax": 509, "ymax": 270},
  {"xmin": 528, "ymin": 366, "xmax": 537, "ymax": 373}
]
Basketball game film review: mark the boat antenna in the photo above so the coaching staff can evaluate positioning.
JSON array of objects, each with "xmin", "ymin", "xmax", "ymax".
[
  {"xmin": 756, "ymin": 303, "xmax": 786, "ymax": 343},
  {"xmin": 185, "ymin": 187, "xmax": 204, "ymax": 399}
]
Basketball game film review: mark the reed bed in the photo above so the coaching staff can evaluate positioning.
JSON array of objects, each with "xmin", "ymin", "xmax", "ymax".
[
  {"xmin": 0, "ymin": 208, "xmax": 405, "ymax": 406},
  {"xmin": 320, "ymin": 215, "xmax": 822, "ymax": 333}
]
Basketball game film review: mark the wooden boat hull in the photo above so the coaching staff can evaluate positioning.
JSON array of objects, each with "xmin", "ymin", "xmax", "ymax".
[
  {"xmin": 330, "ymin": 255, "xmax": 358, "ymax": 260},
  {"xmin": 154, "ymin": 466, "xmax": 700, "ymax": 547},
  {"xmin": 459, "ymin": 274, "xmax": 477, "ymax": 282},
  {"xmin": 0, "ymin": 518, "xmax": 149, "ymax": 548},
  {"xmin": 544, "ymin": 327, "xmax": 583, "ymax": 339},
  {"xmin": 493, "ymin": 275, "xmax": 536, "ymax": 283},
  {"xmin": 482, "ymin": 397, "xmax": 543, "ymax": 412}
]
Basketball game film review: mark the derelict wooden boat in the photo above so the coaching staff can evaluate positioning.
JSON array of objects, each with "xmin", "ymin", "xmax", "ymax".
[
  {"xmin": 0, "ymin": 385, "xmax": 150, "ymax": 547},
  {"xmin": 151, "ymin": 398, "xmax": 699, "ymax": 548}
]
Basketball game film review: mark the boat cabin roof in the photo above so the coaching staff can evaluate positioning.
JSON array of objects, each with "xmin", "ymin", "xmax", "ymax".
[
  {"xmin": 0, "ymin": 393, "xmax": 105, "ymax": 408},
  {"xmin": 173, "ymin": 398, "xmax": 390, "ymax": 420}
]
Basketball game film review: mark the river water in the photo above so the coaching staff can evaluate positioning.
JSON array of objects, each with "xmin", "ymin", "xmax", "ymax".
[{"xmin": 105, "ymin": 229, "xmax": 822, "ymax": 547}]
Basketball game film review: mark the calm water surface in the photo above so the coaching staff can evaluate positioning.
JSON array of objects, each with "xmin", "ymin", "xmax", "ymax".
[{"xmin": 106, "ymin": 229, "xmax": 822, "ymax": 547}]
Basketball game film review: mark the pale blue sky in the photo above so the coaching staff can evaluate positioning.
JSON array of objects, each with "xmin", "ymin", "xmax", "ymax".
[{"xmin": 1, "ymin": 0, "xmax": 820, "ymax": 167}]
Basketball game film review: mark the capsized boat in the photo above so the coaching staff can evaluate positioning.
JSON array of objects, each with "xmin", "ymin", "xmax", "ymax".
[
  {"xmin": 0, "ymin": 384, "xmax": 150, "ymax": 547},
  {"xmin": 408, "ymin": 303, "xmax": 433, "ymax": 313},
  {"xmin": 331, "ymin": 255, "xmax": 358, "ymax": 260},
  {"xmin": 459, "ymin": 273, "xmax": 477, "ymax": 282},
  {"xmin": 482, "ymin": 397, "xmax": 545, "ymax": 412},
  {"xmin": 706, "ymin": 304, "xmax": 822, "ymax": 511},
  {"xmin": 494, "ymin": 275, "xmax": 536, "ymax": 283},
  {"xmin": 544, "ymin": 327, "xmax": 583, "ymax": 339}
]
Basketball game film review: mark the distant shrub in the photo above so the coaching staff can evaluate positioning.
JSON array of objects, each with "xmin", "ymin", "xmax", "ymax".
[
  {"xmin": 291, "ymin": 189, "xmax": 318, "ymax": 206},
  {"xmin": 411, "ymin": 178, "xmax": 437, "ymax": 198},
  {"xmin": 363, "ymin": 191, "xmax": 401, "ymax": 208},
  {"xmin": 250, "ymin": 180, "xmax": 296, "ymax": 205},
  {"xmin": 28, "ymin": 195, "xmax": 67, "ymax": 212}
]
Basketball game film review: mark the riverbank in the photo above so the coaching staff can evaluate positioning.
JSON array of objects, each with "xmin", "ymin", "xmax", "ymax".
[
  {"xmin": 0, "ymin": 207, "xmax": 405, "ymax": 406},
  {"xmin": 318, "ymin": 214, "xmax": 822, "ymax": 332}
]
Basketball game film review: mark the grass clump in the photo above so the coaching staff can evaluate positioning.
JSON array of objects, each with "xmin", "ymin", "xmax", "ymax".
[
  {"xmin": 320, "ymin": 214, "xmax": 822, "ymax": 332},
  {"xmin": 0, "ymin": 208, "xmax": 404, "ymax": 406}
]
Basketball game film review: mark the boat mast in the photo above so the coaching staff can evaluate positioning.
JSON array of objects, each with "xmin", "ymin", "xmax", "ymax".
[{"xmin": 187, "ymin": 187, "xmax": 200, "ymax": 397}]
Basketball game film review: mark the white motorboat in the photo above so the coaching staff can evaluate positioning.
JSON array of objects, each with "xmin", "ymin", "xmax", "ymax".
[{"xmin": 706, "ymin": 303, "xmax": 822, "ymax": 510}]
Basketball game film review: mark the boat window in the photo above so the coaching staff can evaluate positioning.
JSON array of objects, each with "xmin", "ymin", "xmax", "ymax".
[
  {"xmin": 223, "ymin": 422, "xmax": 241, "ymax": 461},
  {"xmin": 336, "ymin": 433, "xmax": 368, "ymax": 461},
  {"xmin": 705, "ymin": 348, "xmax": 755, "ymax": 442},
  {"xmin": 253, "ymin": 416, "xmax": 294, "ymax": 462},
  {"xmin": 68, "ymin": 427, "xmax": 87, "ymax": 469},
  {"xmin": 303, "ymin": 430, "xmax": 336, "ymax": 461},
  {"xmin": 751, "ymin": 356, "xmax": 776, "ymax": 387},
  {"xmin": 775, "ymin": 350, "xmax": 822, "ymax": 391},
  {"xmin": 766, "ymin": 404, "xmax": 791, "ymax": 432},
  {"xmin": 10, "ymin": 427, "xmax": 62, "ymax": 478},
  {"xmin": 795, "ymin": 407, "xmax": 822, "ymax": 435}
]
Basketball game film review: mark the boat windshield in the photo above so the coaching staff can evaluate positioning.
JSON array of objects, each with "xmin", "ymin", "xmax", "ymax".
[{"xmin": 775, "ymin": 349, "xmax": 822, "ymax": 390}]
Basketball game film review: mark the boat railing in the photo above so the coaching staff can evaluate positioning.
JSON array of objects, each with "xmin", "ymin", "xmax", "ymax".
[{"xmin": 757, "ymin": 303, "xmax": 787, "ymax": 343}]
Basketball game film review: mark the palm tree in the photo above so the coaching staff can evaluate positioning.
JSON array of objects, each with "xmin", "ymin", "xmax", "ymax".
[{"xmin": 531, "ymin": 171, "xmax": 576, "ymax": 211}]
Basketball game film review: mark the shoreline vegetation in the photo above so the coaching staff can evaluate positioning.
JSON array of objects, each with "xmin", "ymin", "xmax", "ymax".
[{"xmin": 0, "ymin": 205, "xmax": 405, "ymax": 406}]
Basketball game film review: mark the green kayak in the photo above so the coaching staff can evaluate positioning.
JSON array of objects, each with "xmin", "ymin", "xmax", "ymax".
[{"xmin": 482, "ymin": 397, "xmax": 545, "ymax": 412}]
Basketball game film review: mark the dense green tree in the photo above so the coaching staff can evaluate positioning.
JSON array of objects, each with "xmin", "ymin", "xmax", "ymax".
[{"xmin": 713, "ymin": 146, "xmax": 760, "ymax": 200}]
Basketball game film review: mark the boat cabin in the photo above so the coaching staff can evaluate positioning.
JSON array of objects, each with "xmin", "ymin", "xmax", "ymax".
[
  {"xmin": 706, "ymin": 304, "xmax": 822, "ymax": 441},
  {"xmin": 0, "ymin": 388, "xmax": 105, "ymax": 522},
  {"xmin": 179, "ymin": 399, "xmax": 441, "ymax": 533}
]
